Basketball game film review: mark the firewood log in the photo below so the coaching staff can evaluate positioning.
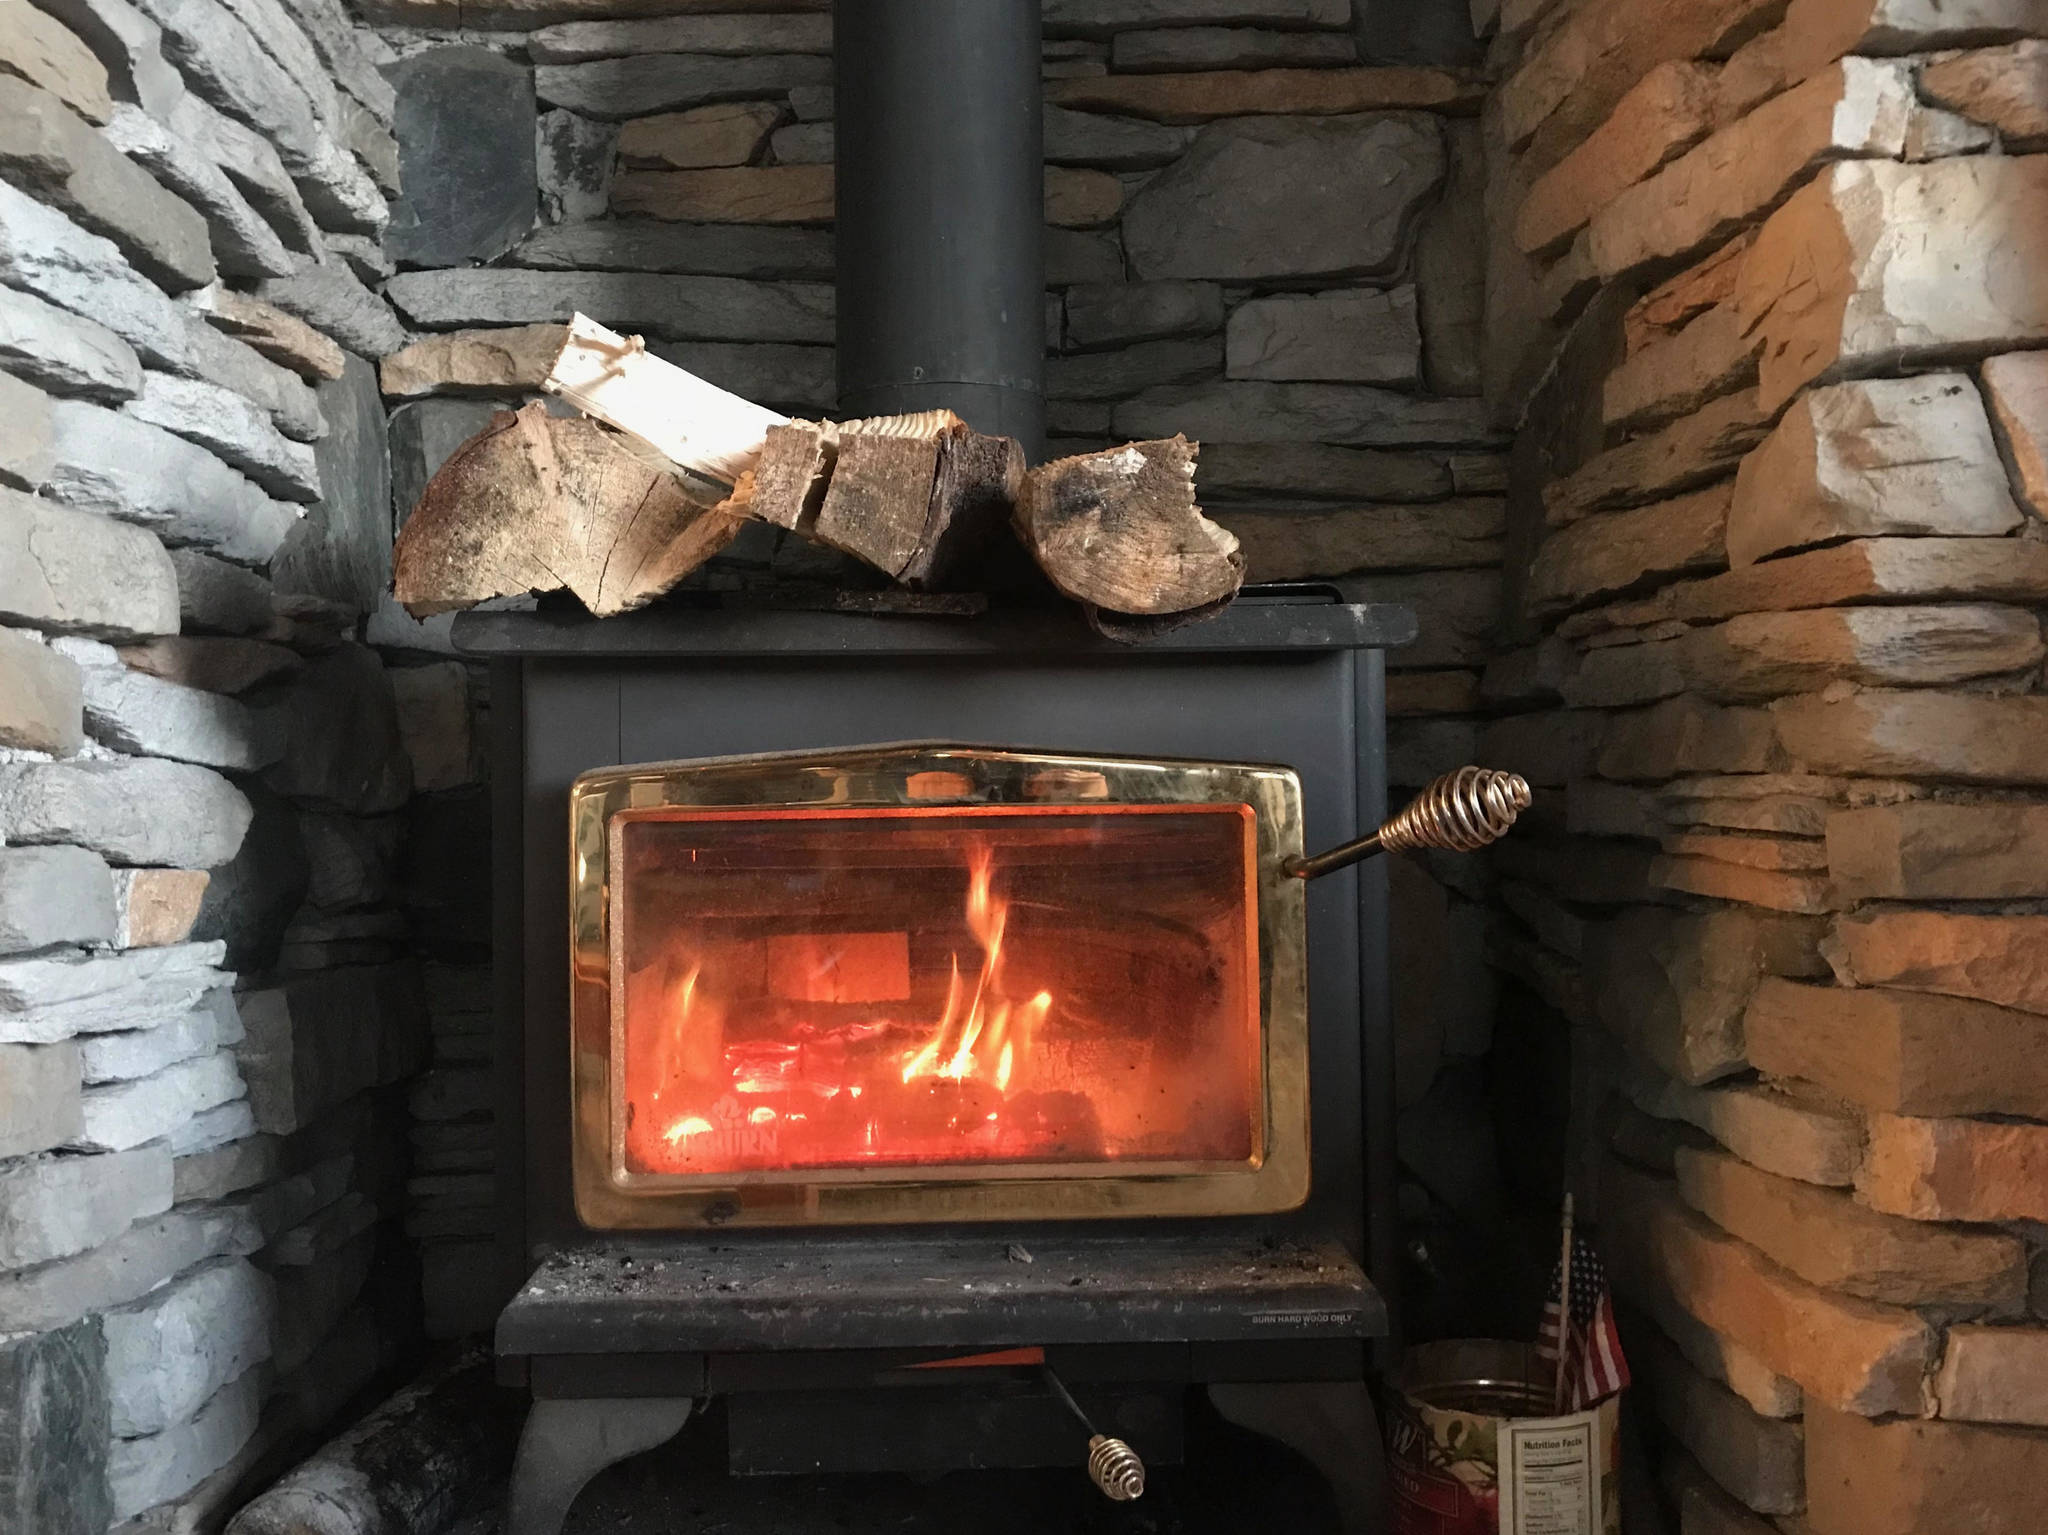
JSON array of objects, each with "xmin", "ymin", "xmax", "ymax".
[
  {"xmin": 392, "ymin": 402, "xmax": 745, "ymax": 618},
  {"xmin": 1013, "ymin": 436, "xmax": 1243, "ymax": 624}
]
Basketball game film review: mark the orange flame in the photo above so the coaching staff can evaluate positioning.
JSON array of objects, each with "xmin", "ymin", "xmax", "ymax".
[{"xmin": 899, "ymin": 841, "xmax": 1046, "ymax": 1094}]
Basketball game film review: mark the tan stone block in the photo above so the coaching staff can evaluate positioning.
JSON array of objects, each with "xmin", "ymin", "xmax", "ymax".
[
  {"xmin": 0, "ymin": 625, "xmax": 81, "ymax": 753},
  {"xmin": 1589, "ymin": 59, "xmax": 1913, "ymax": 283},
  {"xmin": 111, "ymin": 868, "xmax": 209, "ymax": 949},
  {"xmin": 611, "ymin": 163, "xmax": 834, "ymax": 223},
  {"xmin": 379, "ymin": 325, "xmax": 568, "ymax": 398},
  {"xmin": 1544, "ymin": 390, "xmax": 1770, "ymax": 526},
  {"xmin": 616, "ymin": 101, "xmax": 782, "ymax": 169},
  {"xmin": 1737, "ymin": 156, "xmax": 2048, "ymax": 411},
  {"xmin": 1804, "ymin": 1402, "xmax": 2048, "ymax": 1535},
  {"xmin": 1598, "ymin": 694, "xmax": 1781, "ymax": 783},
  {"xmin": 1677, "ymin": 1142, "xmax": 2026, "ymax": 1311},
  {"xmin": 1498, "ymin": 0, "xmax": 1781, "ymax": 152},
  {"xmin": 1041, "ymin": 66, "xmax": 1482, "ymax": 125},
  {"xmin": 1727, "ymin": 374, "xmax": 2020, "ymax": 566},
  {"xmin": 1572, "ymin": 536, "xmax": 2048, "ymax": 635},
  {"xmin": 1774, "ymin": 691, "xmax": 2048, "ymax": 785},
  {"xmin": 1682, "ymin": 604, "xmax": 2043, "ymax": 701},
  {"xmin": 1604, "ymin": 305, "xmax": 1760, "ymax": 433},
  {"xmin": 1514, "ymin": 59, "xmax": 1719, "ymax": 256},
  {"xmin": 1782, "ymin": 0, "xmax": 2048, "ymax": 82},
  {"xmin": 1625, "ymin": 233, "xmax": 1753, "ymax": 354},
  {"xmin": 0, "ymin": 0, "xmax": 110, "ymax": 124},
  {"xmin": 1825, "ymin": 908, "xmax": 2048, "ymax": 1014},
  {"xmin": 1587, "ymin": 905, "xmax": 1828, "ymax": 1084},
  {"xmin": 1526, "ymin": 484, "xmax": 1729, "ymax": 616},
  {"xmin": 1654, "ymin": 854, "xmax": 1832, "ymax": 915},
  {"xmin": 1919, "ymin": 40, "xmax": 2048, "ymax": 151},
  {"xmin": 1982, "ymin": 349, "xmax": 2048, "ymax": 517},
  {"xmin": 1602, "ymin": 1159, "xmax": 1933, "ymax": 1415},
  {"xmin": 1627, "ymin": 1063, "xmax": 1865, "ymax": 1188},
  {"xmin": 115, "ymin": 637, "xmax": 300, "ymax": 696},
  {"xmin": 1858, "ymin": 1112, "xmax": 2048, "ymax": 1224},
  {"xmin": 1934, "ymin": 1325, "xmax": 2048, "ymax": 1426},
  {"xmin": 1636, "ymin": 1320, "xmax": 1805, "ymax": 1515},
  {"xmin": 1829, "ymin": 801, "xmax": 2048, "ymax": 903},
  {"xmin": 1648, "ymin": 1296, "xmax": 1806, "ymax": 1421},
  {"xmin": 188, "ymin": 288, "xmax": 346, "ymax": 383},
  {"xmin": 1748, "ymin": 976, "xmax": 2048, "ymax": 1122},
  {"xmin": 1043, "ymin": 166, "xmax": 1122, "ymax": 229},
  {"xmin": 1476, "ymin": 710, "xmax": 1605, "ymax": 788},
  {"xmin": 1662, "ymin": 832, "xmax": 1826, "ymax": 873}
]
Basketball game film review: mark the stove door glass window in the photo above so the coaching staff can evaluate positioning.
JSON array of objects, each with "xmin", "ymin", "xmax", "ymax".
[{"xmin": 611, "ymin": 804, "xmax": 1262, "ymax": 1179}]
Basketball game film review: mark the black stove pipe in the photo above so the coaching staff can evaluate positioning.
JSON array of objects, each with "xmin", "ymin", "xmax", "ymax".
[{"xmin": 833, "ymin": 0, "xmax": 1045, "ymax": 458}]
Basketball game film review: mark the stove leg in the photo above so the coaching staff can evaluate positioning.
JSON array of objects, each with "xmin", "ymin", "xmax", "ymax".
[
  {"xmin": 505, "ymin": 1396, "xmax": 698, "ymax": 1535},
  {"xmin": 1208, "ymin": 1382, "xmax": 1387, "ymax": 1535}
]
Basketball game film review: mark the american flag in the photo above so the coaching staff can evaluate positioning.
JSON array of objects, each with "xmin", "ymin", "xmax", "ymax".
[{"xmin": 1538, "ymin": 1230, "xmax": 1630, "ymax": 1411}]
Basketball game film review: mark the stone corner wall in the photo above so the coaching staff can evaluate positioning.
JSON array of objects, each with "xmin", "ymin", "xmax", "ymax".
[
  {"xmin": 0, "ymin": 0, "xmax": 450, "ymax": 1528},
  {"xmin": 1474, "ymin": 0, "xmax": 2048, "ymax": 1530}
]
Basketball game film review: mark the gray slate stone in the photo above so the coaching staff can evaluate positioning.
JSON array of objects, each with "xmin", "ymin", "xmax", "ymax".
[
  {"xmin": 0, "ymin": 1202, "xmax": 257, "ymax": 1334},
  {"xmin": 0, "ymin": 370, "xmax": 54, "ymax": 490},
  {"xmin": 0, "ymin": 1144, "xmax": 171, "ymax": 1269},
  {"xmin": 534, "ymin": 52, "xmax": 832, "ymax": 121},
  {"xmin": 1043, "ymin": 0, "xmax": 1349, "ymax": 35},
  {"xmin": 1112, "ymin": 25, "xmax": 1358, "ymax": 70},
  {"xmin": 272, "ymin": 0, "xmax": 394, "ymax": 124},
  {"xmin": 34, "ymin": 0, "xmax": 185, "ymax": 118},
  {"xmin": 128, "ymin": 0, "xmax": 385, "ymax": 233},
  {"xmin": 0, "ymin": 626, "xmax": 81, "ymax": 754},
  {"xmin": 537, "ymin": 108, "xmax": 613, "ymax": 223},
  {"xmin": 0, "ymin": 845, "xmax": 117, "ymax": 953},
  {"xmin": 188, "ymin": 780, "xmax": 304, "ymax": 972},
  {"xmin": 263, "ymin": 645, "xmax": 411, "ymax": 814},
  {"xmin": 235, "ymin": 963, "xmax": 428, "ymax": 1133},
  {"xmin": 271, "ymin": 353, "xmax": 393, "ymax": 610},
  {"xmin": 1112, "ymin": 378, "xmax": 1495, "ymax": 445},
  {"xmin": 78, "ymin": 1002, "xmax": 220, "ymax": 1081},
  {"xmin": 0, "ymin": 281, "xmax": 142, "ymax": 399},
  {"xmin": 0, "ymin": 941, "xmax": 228, "ymax": 1044},
  {"xmin": 74, "ymin": 1047, "xmax": 243, "ymax": 1149},
  {"xmin": 508, "ymin": 216, "xmax": 834, "ymax": 278},
  {"xmin": 787, "ymin": 83, "xmax": 832, "ymax": 120},
  {"xmin": 1046, "ymin": 226, "xmax": 1125, "ymax": 285},
  {"xmin": 0, "ymin": 1041, "xmax": 83, "ymax": 1157},
  {"xmin": 1413, "ymin": 116, "xmax": 1484, "ymax": 396},
  {"xmin": 322, "ymin": 229, "xmax": 392, "ymax": 282},
  {"xmin": 164, "ymin": 1096, "xmax": 254, "ymax": 1156},
  {"xmin": 37, "ymin": 399, "xmax": 298, "ymax": 566},
  {"xmin": 102, "ymin": 1255, "xmax": 271, "ymax": 1435},
  {"xmin": 1044, "ymin": 103, "xmax": 1191, "ymax": 169},
  {"xmin": 0, "ymin": 74, "xmax": 214, "ymax": 291},
  {"xmin": 1225, "ymin": 284, "xmax": 1422, "ymax": 382},
  {"xmin": 125, "ymin": 372, "xmax": 321, "ymax": 500},
  {"xmin": 388, "ymin": 397, "xmax": 503, "ymax": 534},
  {"xmin": 250, "ymin": 259, "xmax": 406, "ymax": 359},
  {"xmin": 79, "ymin": 663, "xmax": 286, "ymax": 770},
  {"xmin": 169, "ymin": 548, "xmax": 272, "ymax": 634},
  {"xmin": 1065, "ymin": 280, "xmax": 1223, "ymax": 348},
  {"xmin": 387, "ymin": 46, "xmax": 537, "ymax": 266},
  {"xmin": 0, "ymin": 1319, "xmax": 111, "ymax": 1535},
  {"xmin": 650, "ymin": 340, "xmax": 835, "ymax": 412},
  {"xmin": 163, "ymin": 88, "xmax": 320, "ymax": 255},
  {"xmin": 768, "ymin": 120, "xmax": 832, "ymax": 164},
  {"xmin": 1195, "ymin": 441, "xmax": 1454, "ymax": 499},
  {"xmin": 212, "ymin": 0, "xmax": 342, "ymax": 141},
  {"xmin": 106, "ymin": 1363, "xmax": 261, "ymax": 1520},
  {"xmin": 100, "ymin": 104, "xmax": 296, "ymax": 278},
  {"xmin": 177, "ymin": 310, "xmax": 327, "ymax": 442},
  {"xmin": 1123, "ymin": 113, "xmax": 1444, "ymax": 281},
  {"xmin": 1046, "ymin": 335, "xmax": 1222, "ymax": 400},
  {"xmin": 385, "ymin": 267, "xmax": 834, "ymax": 343},
  {"xmin": 0, "ymin": 757, "xmax": 253, "ymax": 868},
  {"xmin": 528, "ymin": 11, "xmax": 831, "ymax": 62},
  {"xmin": 339, "ymin": 94, "xmax": 398, "ymax": 195}
]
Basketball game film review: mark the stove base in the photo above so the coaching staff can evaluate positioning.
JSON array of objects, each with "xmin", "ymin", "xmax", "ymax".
[{"xmin": 506, "ymin": 1397, "xmax": 697, "ymax": 1535}]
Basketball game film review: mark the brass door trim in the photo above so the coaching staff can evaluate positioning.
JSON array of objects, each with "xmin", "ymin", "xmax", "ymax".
[{"xmin": 567, "ymin": 743, "xmax": 1311, "ymax": 1229}]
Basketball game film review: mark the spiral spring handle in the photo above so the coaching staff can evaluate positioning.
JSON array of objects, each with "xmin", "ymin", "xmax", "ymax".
[
  {"xmin": 1286, "ymin": 765, "xmax": 1533, "ymax": 879},
  {"xmin": 1380, "ymin": 766, "xmax": 1533, "ymax": 854},
  {"xmin": 1087, "ymin": 1435, "xmax": 1146, "ymax": 1501}
]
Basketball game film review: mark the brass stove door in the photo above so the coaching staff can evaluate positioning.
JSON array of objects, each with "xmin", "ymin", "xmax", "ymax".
[{"xmin": 568, "ymin": 746, "xmax": 1309, "ymax": 1229}]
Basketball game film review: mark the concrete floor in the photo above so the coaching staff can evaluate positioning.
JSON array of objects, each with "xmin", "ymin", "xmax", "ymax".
[{"xmin": 535, "ymin": 1397, "xmax": 1352, "ymax": 1535}]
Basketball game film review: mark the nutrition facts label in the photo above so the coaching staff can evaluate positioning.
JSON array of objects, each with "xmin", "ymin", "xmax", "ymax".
[{"xmin": 1496, "ymin": 1409, "xmax": 1602, "ymax": 1535}]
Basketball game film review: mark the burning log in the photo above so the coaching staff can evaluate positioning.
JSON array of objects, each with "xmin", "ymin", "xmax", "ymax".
[
  {"xmin": 1012, "ymin": 436, "xmax": 1244, "ymax": 629},
  {"xmin": 391, "ymin": 402, "xmax": 745, "ymax": 617}
]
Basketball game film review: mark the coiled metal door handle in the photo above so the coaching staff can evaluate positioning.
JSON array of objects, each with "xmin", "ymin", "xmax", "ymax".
[{"xmin": 1285, "ymin": 766, "xmax": 1533, "ymax": 880}]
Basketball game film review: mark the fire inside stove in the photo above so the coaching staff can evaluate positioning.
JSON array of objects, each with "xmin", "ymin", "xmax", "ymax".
[{"xmin": 611, "ymin": 805, "xmax": 1263, "ymax": 1179}]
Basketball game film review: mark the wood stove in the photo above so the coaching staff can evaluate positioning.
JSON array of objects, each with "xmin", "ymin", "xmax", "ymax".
[{"xmin": 458, "ymin": 593, "xmax": 1414, "ymax": 1533}]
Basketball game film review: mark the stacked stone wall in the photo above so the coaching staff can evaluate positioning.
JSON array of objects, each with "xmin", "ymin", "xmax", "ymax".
[
  {"xmin": 1476, "ymin": 0, "xmax": 2048, "ymax": 1528},
  {"xmin": 0, "ymin": 0, "xmax": 432, "ymax": 1527}
]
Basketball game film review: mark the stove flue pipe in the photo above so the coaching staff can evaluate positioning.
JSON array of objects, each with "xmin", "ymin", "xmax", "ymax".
[{"xmin": 834, "ymin": 0, "xmax": 1046, "ymax": 459}]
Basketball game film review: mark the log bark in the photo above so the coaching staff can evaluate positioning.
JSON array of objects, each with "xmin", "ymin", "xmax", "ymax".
[
  {"xmin": 225, "ymin": 1348, "xmax": 516, "ymax": 1535},
  {"xmin": 392, "ymin": 402, "xmax": 746, "ymax": 617},
  {"xmin": 1013, "ymin": 436, "xmax": 1243, "ymax": 622}
]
